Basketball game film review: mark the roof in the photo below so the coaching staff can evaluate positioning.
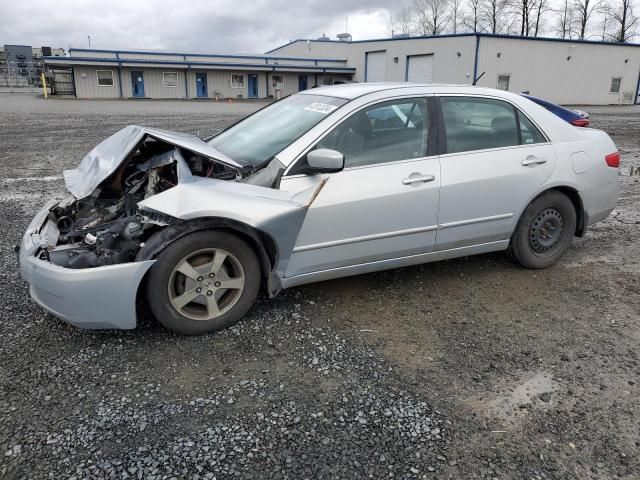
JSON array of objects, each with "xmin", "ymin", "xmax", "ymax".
[
  {"xmin": 266, "ymin": 32, "xmax": 640, "ymax": 54},
  {"xmin": 68, "ymin": 47, "xmax": 348, "ymax": 63},
  {"xmin": 300, "ymin": 82, "xmax": 501, "ymax": 100}
]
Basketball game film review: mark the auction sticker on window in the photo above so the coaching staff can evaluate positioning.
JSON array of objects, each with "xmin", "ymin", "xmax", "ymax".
[{"xmin": 304, "ymin": 103, "xmax": 339, "ymax": 114}]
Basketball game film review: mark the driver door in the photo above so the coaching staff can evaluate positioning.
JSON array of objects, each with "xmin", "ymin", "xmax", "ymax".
[{"xmin": 279, "ymin": 97, "xmax": 441, "ymax": 278}]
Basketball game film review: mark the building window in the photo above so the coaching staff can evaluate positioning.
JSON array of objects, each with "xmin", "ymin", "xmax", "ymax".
[
  {"xmin": 610, "ymin": 77, "xmax": 622, "ymax": 93},
  {"xmin": 497, "ymin": 74, "xmax": 510, "ymax": 91},
  {"xmin": 321, "ymin": 76, "xmax": 334, "ymax": 86},
  {"xmin": 163, "ymin": 72, "xmax": 179, "ymax": 87},
  {"xmin": 96, "ymin": 70, "xmax": 114, "ymax": 86},
  {"xmin": 272, "ymin": 75, "xmax": 284, "ymax": 89},
  {"xmin": 231, "ymin": 74, "xmax": 245, "ymax": 88}
]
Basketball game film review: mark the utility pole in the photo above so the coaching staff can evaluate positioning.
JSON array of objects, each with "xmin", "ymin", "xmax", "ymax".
[{"xmin": 88, "ymin": 35, "xmax": 91, "ymax": 47}]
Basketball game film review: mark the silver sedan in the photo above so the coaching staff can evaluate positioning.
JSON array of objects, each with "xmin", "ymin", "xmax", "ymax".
[{"xmin": 19, "ymin": 83, "xmax": 620, "ymax": 334}]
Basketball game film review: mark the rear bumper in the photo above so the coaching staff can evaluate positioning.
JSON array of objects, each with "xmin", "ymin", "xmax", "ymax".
[
  {"xmin": 581, "ymin": 178, "xmax": 620, "ymax": 227},
  {"xmin": 19, "ymin": 202, "xmax": 154, "ymax": 330}
]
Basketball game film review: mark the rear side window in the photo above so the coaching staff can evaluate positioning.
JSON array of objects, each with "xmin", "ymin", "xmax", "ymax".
[
  {"xmin": 441, "ymin": 97, "xmax": 518, "ymax": 153},
  {"xmin": 518, "ymin": 111, "xmax": 545, "ymax": 145}
]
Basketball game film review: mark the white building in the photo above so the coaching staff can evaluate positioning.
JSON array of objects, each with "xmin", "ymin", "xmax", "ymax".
[
  {"xmin": 44, "ymin": 47, "xmax": 354, "ymax": 100},
  {"xmin": 267, "ymin": 33, "xmax": 640, "ymax": 105},
  {"xmin": 44, "ymin": 34, "xmax": 640, "ymax": 105}
]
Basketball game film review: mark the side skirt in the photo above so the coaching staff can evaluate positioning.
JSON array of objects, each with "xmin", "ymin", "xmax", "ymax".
[{"xmin": 280, "ymin": 240, "xmax": 510, "ymax": 289}]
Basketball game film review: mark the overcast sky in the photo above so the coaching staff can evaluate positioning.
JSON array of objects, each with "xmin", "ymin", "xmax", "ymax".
[{"xmin": 0, "ymin": 0, "xmax": 399, "ymax": 54}]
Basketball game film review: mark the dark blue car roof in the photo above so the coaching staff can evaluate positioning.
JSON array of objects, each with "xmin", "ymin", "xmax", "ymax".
[{"xmin": 521, "ymin": 94, "xmax": 581, "ymax": 122}]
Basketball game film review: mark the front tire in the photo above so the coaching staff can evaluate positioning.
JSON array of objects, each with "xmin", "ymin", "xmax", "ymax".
[
  {"xmin": 509, "ymin": 191, "xmax": 577, "ymax": 269},
  {"xmin": 147, "ymin": 230, "xmax": 261, "ymax": 335}
]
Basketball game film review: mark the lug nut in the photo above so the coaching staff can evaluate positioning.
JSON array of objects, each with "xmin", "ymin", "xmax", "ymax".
[
  {"xmin": 206, "ymin": 290, "xmax": 213, "ymax": 296},
  {"xmin": 196, "ymin": 287, "xmax": 202, "ymax": 293},
  {"xmin": 208, "ymin": 273, "xmax": 215, "ymax": 278},
  {"xmin": 214, "ymin": 281, "xmax": 221, "ymax": 287},
  {"xmin": 197, "ymin": 276, "xmax": 204, "ymax": 282}
]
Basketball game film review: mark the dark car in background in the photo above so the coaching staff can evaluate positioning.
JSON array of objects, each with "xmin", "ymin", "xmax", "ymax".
[{"xmin": 522, "ymin": 94, "xmax": 590, "ymax": 127}]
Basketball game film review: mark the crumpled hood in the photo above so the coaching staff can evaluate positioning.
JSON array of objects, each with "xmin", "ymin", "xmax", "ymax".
[{"xmin": 63, "ymin": 125, "xmax": 244, "ymax": 199}]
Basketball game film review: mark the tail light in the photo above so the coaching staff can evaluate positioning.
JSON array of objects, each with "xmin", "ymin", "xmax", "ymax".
[
  {"xmin": 605, "ymin": 152, "xmax": 620, "ymax": 168},
  {"xmin": 571, "ymin": 118, "xmax": 590, "ymax": 127}
]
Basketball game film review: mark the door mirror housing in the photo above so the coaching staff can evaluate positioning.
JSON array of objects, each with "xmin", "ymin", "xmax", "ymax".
[{"xmin": 306, "ymin": 149, "xmax": 344, "ymax": 173}]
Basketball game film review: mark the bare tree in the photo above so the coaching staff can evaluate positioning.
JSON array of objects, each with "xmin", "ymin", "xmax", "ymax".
[
  {"xmin": 573, "ymin": 0, "xmax": 600, "ymax": 39},
  {"xmin": 533, "ymin": 0, "xmax": 551, "ymax": 36},
  {"xmin": 413, "ymin": 0, "xmax": 451, "ymax": 35},
  {"xmin": 450, "ymin": 0, "xmax": 465, "ymax": 32},
  {"xmin": 390, "ymin": 6, "xmax": 415, "ymax": 36},
  {"xmin": 610, "ymin": 0, "xmax": 639, "ymax": 42},
  {"xmin": 464, "ymin": 0, "xmax": 483, "ymax": 31},
  {"xmin": 481, "ymin": 0, "xmax": 510, "ymax": 33},
  {"xmin": 556, "ymin": 0, "xmax": 574, "ymax": 37},
  {"xmin": 513, "ymin": 0, "xmax": 538, "ymax": 36}
]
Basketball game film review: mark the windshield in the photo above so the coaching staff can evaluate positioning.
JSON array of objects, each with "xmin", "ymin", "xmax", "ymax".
[{"xmin": 208, "ymin": 94, "xmax": 347, "ymax": 166}]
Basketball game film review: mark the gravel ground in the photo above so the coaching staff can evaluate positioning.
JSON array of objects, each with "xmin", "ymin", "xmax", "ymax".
[{"xmin": 0, "ymin": 94, "xmax": 639, "ymax": 479}]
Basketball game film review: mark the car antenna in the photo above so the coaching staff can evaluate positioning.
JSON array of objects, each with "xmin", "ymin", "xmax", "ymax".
[{"xmin": 472, "ymin": 71, "xmax": 485, "ymax": 86}]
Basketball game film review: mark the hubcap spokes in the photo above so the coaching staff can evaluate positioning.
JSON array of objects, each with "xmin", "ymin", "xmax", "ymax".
[{"xmin": 169, "ymin": 248, "xmax": 245, "ymax": 320}]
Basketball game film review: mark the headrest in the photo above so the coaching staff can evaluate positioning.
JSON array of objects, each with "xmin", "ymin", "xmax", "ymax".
[
  {"xmin": 348, "ymin": 113, "xmax": 373, "ymax": 136},
  {"xmin": 491, "ymin": 115, "xmax": 514, "ymax": 132}
]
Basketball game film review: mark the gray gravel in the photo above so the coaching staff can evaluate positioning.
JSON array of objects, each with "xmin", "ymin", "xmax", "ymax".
[{"xmin": 1, "ymin": 94, "xmax": 639, "ymax": 479}]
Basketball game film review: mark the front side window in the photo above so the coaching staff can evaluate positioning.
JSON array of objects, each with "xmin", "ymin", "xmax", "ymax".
[
  {"xmin": 272, "ymin": 75, "xmax": 284, "ymax": 88},
  {"xmin": 313, "ymin": 98, "xmax": 429, "ymax": 168},
  {"xmin": 163, "ymin": 72, "xmax": 178, "ymax": 87},
  {"xmin": 96, "ymin": 70, "xmax": 114, "ymax": 86},
  {"xmin": 497, "ymin": 74, "xmax": 510, "ymax": 91},
  {"xmin": 610, "ymin": 77, "xmax": 621, "ymax": 93},
  {"xmin": 209, "ymin": 94, "xmax": 347, "ymax": 166},
  {"xmin": 441, "ymin": 97, "xmax": 518, "ymax": 153},
  {"xmin": 231, "ymin": 74, "xmax": 245, "ymax": 88}
]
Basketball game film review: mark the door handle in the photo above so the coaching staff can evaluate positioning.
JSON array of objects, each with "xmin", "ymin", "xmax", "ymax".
[
  {"xmin": 402, "ymin": 174, "xmax": 436, "ymax": 185},
  {"xmin": 522, "ymin": 156, "xmax": 547, "ymax": 166}
]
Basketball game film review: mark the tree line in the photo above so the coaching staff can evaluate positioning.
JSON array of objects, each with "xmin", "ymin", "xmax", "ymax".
[{"xmin": 390, "ymin": 0, "xmax": 638, "ymax": 43}]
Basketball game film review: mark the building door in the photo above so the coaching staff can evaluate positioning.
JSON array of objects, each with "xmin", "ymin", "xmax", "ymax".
[
  {"xmin": 196, "ymin": 72, "xmax": 208, "ymax": 98},
  {"xmin": 298, "ymin": 75, "xmax": 308, "ymax": 91},
  {"xmin": 247, "ymin": 74, "xmax": 258, "ymax": 98},
  {"xmin": 406, "ymin": 55, "xmax": 434, "ymax": 83},
  {"xmin": 131, "ymin": 71, "xmax": 145, "ymax": 98},
  {"xmin": 365, "ymin": 51, "xmax": 386, "ymax": 82}
]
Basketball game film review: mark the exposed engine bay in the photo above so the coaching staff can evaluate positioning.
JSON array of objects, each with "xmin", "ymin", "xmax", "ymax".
[{"xmin": 41, "ymin": 128, "xmax": 249, "ymax": 269}]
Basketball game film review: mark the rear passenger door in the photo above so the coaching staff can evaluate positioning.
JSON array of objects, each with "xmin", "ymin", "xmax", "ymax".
[{"xmin": 435, "ymin": 95, "xmax": 556, "ymax": 251}]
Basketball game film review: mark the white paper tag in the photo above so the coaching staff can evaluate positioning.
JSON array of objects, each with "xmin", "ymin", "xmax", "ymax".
[{"xmin": 304, "ymin": 103, "xmax": 338, "ymax": 115}]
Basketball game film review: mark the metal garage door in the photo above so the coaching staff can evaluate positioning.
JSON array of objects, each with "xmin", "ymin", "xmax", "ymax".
[
  {"xmin": 407, "ymin": 55, "xmax": 434, "ymax": 83},
  {"xmin": 365, "ymin": 51, "xmax": 386, "ymax": 82}
]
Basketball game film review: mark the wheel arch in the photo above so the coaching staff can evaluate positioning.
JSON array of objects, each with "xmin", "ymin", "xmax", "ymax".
[
  {"xmin": 134, "ymin": 217, "xmax": 281, "ymax": 309},
  {"xmin": 518, "ymin": 185, "xmax": 585, "ymax": 237}
]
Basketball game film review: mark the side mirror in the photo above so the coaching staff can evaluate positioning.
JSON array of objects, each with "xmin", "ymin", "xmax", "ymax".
[{"xmin": 306, "ymin": 148, "xmax": 344, "ymax": 173}]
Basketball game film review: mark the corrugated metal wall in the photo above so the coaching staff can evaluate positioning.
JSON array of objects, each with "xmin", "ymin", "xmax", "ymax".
[
  {"xmin": 475, "ymin": 37, "xmax": 640, "ymax": 105},
  {"xmin": 269, "ymin": 36, "xmax": 640, "ymax": 104},
  {"xmin": 74, "ymin": 65, "xmax": 121, "ymax": 98}
]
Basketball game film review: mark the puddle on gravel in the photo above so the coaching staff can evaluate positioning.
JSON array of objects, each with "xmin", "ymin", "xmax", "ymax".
[{"xmin": 467, "ymin": 372, "xmax": 558, "ymax": 426}]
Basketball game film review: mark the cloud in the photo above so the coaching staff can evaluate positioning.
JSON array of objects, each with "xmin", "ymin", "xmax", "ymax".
[{"xmin": 0, "ymin": 0, "xmax": 402, "ymax": 54}]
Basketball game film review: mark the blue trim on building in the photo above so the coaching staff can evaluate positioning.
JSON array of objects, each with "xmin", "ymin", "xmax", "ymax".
[
  {"xmin": 68, "ymin": 47, "xmax": 348, "ymax": 63},
  {"xmin": 473, "ymin": 34, "xmax": 480, "ymax": 83},
  {"xmin": 44, "ymin": 56, "xmax": 355, "ymax": 72},
  {"xmin": 265, "ymin": 32, "xmax": 640, "ymax": 54}
]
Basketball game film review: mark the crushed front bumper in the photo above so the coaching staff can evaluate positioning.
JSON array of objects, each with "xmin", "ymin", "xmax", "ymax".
[{"xmin": 19, "ymin": 202, "xmax": 155, "ymax": 330}]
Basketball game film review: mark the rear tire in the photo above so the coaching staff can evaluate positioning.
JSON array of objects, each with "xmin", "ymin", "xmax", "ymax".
[
  {"xmin": 508, "ymin": 191, "xmax": 576, "ymax": 269},
  {"xmin": 147, "ymin": 230, "xmax": 260, "ymax": 335}
]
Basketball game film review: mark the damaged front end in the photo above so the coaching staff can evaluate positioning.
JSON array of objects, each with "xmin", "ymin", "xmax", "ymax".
[
  {"xmin": 41, "ymin": 126, "xmax": 247, "ymax": 270},
  {"xmin": 19, "ymin": 125, "xmax": 319, "ymax": 329}
]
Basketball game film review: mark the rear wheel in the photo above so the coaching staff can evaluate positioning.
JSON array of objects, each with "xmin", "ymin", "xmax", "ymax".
[
  {"xmin": 508, "ymin": 191, "xmax": 576, "ymax": 269},
  {"xmin": 147, "ymin": 230, "xmax": 260, "ymax": 335}
]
